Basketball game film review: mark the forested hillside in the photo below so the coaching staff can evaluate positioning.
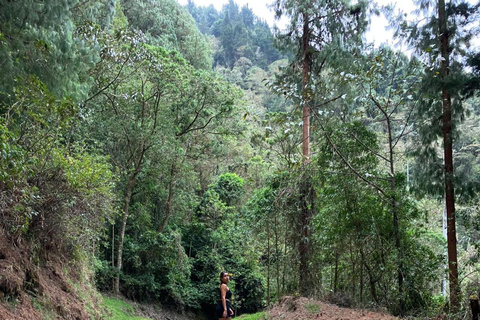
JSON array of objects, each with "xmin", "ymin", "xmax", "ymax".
[{"xmin": 0, "ymin": 0, "xmax": 479, "ymax": 319}]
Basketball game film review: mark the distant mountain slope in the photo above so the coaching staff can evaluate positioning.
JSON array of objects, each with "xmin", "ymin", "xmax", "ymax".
[{"xmin": 184, "ymin": 0, "xmax": 284, "ymax": 69}]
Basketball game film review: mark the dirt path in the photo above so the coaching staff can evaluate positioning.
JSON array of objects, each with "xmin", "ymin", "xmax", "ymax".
[{"xmin": 267, "ymin": 296, "xmax": 397, "ymax": 320}]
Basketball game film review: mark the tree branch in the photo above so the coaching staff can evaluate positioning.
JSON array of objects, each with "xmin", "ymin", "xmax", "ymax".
[
  {"xmin": 175, "ymin": 93, "xmax": 209, "ymax": 136},
  {"xmin": 84, "ymin": 51, "xmax": 132, "ymax": 104},
  {"xmin": 311, "ymin": 94, "xmax": 344, "ymax": 109},
  {"xmin": 350, "ymin": 130, "xmax": 391, "ymax": 163},
  {"xmin": 314, "ymin": 113, "xmax": 387, "ymax": 197}
]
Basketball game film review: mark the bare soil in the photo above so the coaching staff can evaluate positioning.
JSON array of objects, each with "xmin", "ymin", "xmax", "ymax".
[{"xmin": 267, "ymin": 296, "xmax": 398, "ymax": 320}]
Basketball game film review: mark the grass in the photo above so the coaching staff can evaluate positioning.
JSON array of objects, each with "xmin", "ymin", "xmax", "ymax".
[
  {"xmin": 305, "ymin": 302, "xmax": 321, "ymax": 314},
  {"xmin": 235, "ymin": 311, "xmax": 268, "ymax": 320},
  {"xmin": 103, "ymin": 296, "xmax": 151, "ymax": 320},
  {"xmin": 67, "ymin": 277, "xmax": 103, "ymax": 319},
  {"xmin": 102, "ymin": 298, "xmax": 269, "ymax": 320},
  {"xmin": 29, "ymin": 296, "xmax": 56, "ymax": 320}
]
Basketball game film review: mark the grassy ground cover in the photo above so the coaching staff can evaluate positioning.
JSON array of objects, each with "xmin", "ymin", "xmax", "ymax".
[
  {"xmin": 103, "ymin": 297, "xmax": 151, "ymax": 320},
  {"xmin": 235, "ymin": 312, "xmax": 268, "ymax": 320}
]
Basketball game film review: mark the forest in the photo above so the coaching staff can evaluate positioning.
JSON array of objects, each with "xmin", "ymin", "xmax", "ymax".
[{"xmin": 0, "ymin": 0, "xmax": 479, "ymax": 319}]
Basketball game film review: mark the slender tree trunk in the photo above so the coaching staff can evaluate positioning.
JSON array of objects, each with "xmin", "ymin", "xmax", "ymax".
[
  {"xmin": 111, "ymin": 224, "xmax": 115, "ymax": 268},
  {"xmin": 301, "ymin": 13, "xmax": 311, "ymax": 164},
  {"xmin": 345, "ymin": 190, "xmax": 357, "ymax": 299},
  {"xmin": 114, "ymin": 171, "xmax": 137, "ymax": 295},
  {"xmin": 275, "ymin": 209, "xmax": 280, "ymax": 297},
  {"xmin": 350, "ymin": 240, "xmax": 356, "ymax": 299},
  {"xmin": 439, "ymin": 0, "xmax": 459, "ymax": 309},
  {"xmin": 362, "ymin": 253, "xmax": 379, "ymax": 304},
  {"xmin": 283, "ymin": 219, "xmax": 288, "ymax": 293},
  {"xmin": 360, "ymin": 248, "xmax": 364, "ymax": 303},
  {"xmin": 334, "ymin": 250, "xmax": 339, "ymax": 293},
  {"xmin": 159, "ymin": 163, "xmax": 177, "ymax": 232},
  {"xmin": 299, "ymin": 11, "xmax": 314, "ymax": 297},
  {"xmin": 299, "ymin": 178, "xmax": 314, "ymax": 296},
  {"xmin": 386, "ymin": 116, "xmax": 404, "ymax": 314},
  {"xmin": 111, "ymin": 224, "xmax": 115, "ymax": 291},
  {"xmin": 267, "ymin": 220, "xmax": 271, "ymax": 306}
]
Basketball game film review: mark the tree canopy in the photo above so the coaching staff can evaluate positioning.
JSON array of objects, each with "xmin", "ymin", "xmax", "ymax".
[{"xmin": 0, "ymin": 0, "xmax": 479, "ymax": 319}]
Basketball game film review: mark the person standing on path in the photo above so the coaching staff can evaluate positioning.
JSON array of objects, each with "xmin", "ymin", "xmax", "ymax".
[{"xmin": 216, "ymin": 271, "xmax": 234, "ymax": 319}]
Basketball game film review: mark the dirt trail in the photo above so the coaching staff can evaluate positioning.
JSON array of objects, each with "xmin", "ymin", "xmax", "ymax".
[{"xmin": 267, "ymin": 296, "xmax": 397, "ymax": 320}]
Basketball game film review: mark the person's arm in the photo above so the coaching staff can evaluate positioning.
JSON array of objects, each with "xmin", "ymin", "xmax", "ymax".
[{"xmin": 220, "ymin": 284, "xmax": 228, "ymax": 318}]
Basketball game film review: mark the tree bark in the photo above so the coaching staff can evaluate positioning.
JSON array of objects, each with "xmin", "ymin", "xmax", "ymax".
[
  {"xmin": 362, "ymin": 253, "xmax": 379, "ymax": 304},
  {"xmin": 301, "ymin": 13, "xmax": 311, "ymax": 164},
  {"xmin": 334, "ymin": 250, "xmax": 339, "ymax": 293},
  {"xmin": 275, "ymin": 209, "xmax": 280, "ymax": 297},
  {"xmin": 298, "ymin": 11, "xmax": 314, "ymax": 297},
  {"xmin": 159, "ymin": 163, "xmax": 177, "ymax": 232},
  {"xmin": 267, "ymin": 219, "xmax": 271, "ymax": 306},
  {"xmin": 114, "ymin": 171, "xmax": 137, "ymax": 295},
  {"xmin": 439, "ymin": 0, "xmax": 459, "ymax": 310},
  {"xmin": 299, "ymin": 178, "xmax": 313, "ymax": 296},
  {"xmin": 360, "ymin": 249, "xmax": 364, "ymax": 303},
  {"xmin": 283, "ymin": 218, "xmax": 288, "ymax": 293},
  {"xmin": 350, "ymin": 240, "xmax": 356, "ymax": 299},
  {"xmin": 470, "ymin": 295, "xmax": 479, "ymax": 320}
]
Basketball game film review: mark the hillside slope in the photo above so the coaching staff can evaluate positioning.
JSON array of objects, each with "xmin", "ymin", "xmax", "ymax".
[
  {"xmin": 0, "ymin": 229, "xmax": 103, "ymax": 320},
  {"xmin": 267, "ymin": 296, "xmax": 397, "ymax": 320}
]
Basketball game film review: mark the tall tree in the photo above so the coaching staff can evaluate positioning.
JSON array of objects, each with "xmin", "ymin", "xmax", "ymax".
[
  {"xmin": 349, "ymin": 47, "xmax": 423, "ymax": 313},
  {"xmin": 87, "ymin": 37, "xmax": 176, "ymax": 294},
  {"xmin": 272, "ymin": 0, "xmax": 368, "ymax": 296},
  {"xmin": 398, "ymin": 0, "xmax": 479, "ymax": 309},
  {"xmin": 86, "ymin": 26, "xmax": 239, "ymax": 293},
  {"xmin": 438, "ymin": 0, "xmax": 458, "ymax": 308}
]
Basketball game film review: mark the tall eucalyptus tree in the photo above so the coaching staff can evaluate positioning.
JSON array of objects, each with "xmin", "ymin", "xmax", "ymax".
[{"xmin": 272, "ymin": 0, "xmax": 368, "ymax": 296}]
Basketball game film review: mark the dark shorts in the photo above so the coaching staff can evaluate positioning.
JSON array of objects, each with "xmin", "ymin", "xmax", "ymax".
[{"xmin": 215, "ymin": 301, "xmax": 233, "ymax": 318}]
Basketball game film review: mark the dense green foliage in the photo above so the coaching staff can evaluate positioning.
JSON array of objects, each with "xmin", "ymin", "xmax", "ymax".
[
  {"xmin": 121, "ymin": 0, "xmax": 213, "ymax": 69},
  {"xmin": 0, "ymin": 0, "xmax": 479, "ymax": 319},
  {"xmin": 0, "ymin": 0, "xmax": 108, "ymax": 103},
  {"xmin": 186, "ymin": 0, "xmax": 282, "ymax": 69}
]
